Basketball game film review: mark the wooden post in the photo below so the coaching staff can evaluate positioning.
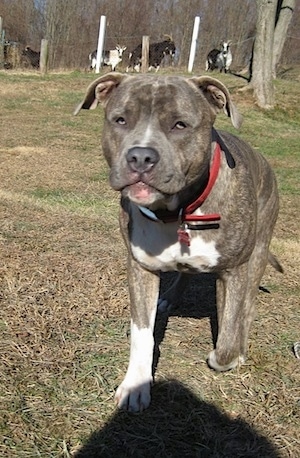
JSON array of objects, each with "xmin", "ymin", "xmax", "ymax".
[
  {"xmin": 141, "ymin": 35, "xmax": 149, "ymax": 73},
  {"xmin": 40, "ymin": 39, "xmax": 48, "ymax": 74},
  {"xmin": 0, "ymin": 17, "xmax": 4, "ymax": 69}
]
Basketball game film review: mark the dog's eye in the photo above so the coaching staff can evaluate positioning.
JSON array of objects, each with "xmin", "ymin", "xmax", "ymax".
[
  {"xmin": 116, "ymin": 117, "xmax": 126, "ymax": 125},
  {"xmin": 173, "ymin": 121, "xmax": 187, "ymax": 130}
]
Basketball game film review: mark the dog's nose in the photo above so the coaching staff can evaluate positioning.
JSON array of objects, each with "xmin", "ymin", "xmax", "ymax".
[{"xmin": 126, "ymin": 147, "xmax": 159, "ymax": 173}]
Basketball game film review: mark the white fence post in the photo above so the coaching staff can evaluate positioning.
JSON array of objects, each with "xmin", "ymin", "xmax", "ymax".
[
  {"xmin": 188, "ymin": 16, "xmax": 201, "ymax": 73},
  {"xmin": 40, "ymin": 39, "xmax": 48, "ymax": 74},
  {"xmin": 96, "ymin": 15, "xmax": 106, "ymax": 74}
]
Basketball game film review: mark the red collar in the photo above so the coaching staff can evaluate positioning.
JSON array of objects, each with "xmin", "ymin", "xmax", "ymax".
[
  {"xmin": 182, "ymin": 141, "xmax": 221, "ymax": 221},
  {"xmin": 139, "ymin": 142, "xmax": 222, "ymax": 246}
]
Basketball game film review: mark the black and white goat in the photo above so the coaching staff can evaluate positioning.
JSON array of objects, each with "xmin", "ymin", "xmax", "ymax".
[
  {"xmin": 206, "ymin": 41, "xmax": 232, "ymax": 73},
  {"xmin": 89, "ymin": 45, "xmax": 126, "ymax": 71},
  {"xmin": 126, "ymin": 38, "xmax": 176, "ymax": 72}
]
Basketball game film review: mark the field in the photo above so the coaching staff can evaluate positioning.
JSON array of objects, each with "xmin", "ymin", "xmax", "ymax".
[{"xmin": 0, "ymin": 69, "xmax": 299, "ymax": 457}]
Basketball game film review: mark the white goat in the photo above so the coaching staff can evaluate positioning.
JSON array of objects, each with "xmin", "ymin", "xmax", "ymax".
[
  {"xmin": 89, "ymin": 45, "xmax": 127, "ymax": 71},
  {"xmin": 206, "ymin": 41, "xmax": 232, "ymax": 73}
]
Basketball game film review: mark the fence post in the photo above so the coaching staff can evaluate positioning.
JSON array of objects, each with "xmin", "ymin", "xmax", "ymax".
[
  {"xmin": 188, "ymin": 16, "xmax": 201, "ymax": 73},
  {"xmin": 40, "ymin": 39, "xmax": 48, "ymax": 74},
  {"xmin": 0, "ymin": 17, "xmax": 4, "ymax": 69},
  {"xmin": 96, "ymin": 15, "xmax": 106, "ymax": 74},
  {"xmin": 141, "ymin": 35, "xmax": 149, "ymax": 73}
]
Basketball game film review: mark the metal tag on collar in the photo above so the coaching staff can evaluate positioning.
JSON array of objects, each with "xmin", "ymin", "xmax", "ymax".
[
  {"xmin": 177, "ymin": 222, "xmax": 191, "ymax": 246},
  {"xmin": 177, "ymin": 208, "xmax": 190, "ymax": 246}
]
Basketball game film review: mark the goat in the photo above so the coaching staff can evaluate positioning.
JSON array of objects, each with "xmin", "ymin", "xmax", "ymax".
[
  {"xmin": 126, "ymin": 38, "xmax": 176, "ymax": 72},
  {"xmin": 22, "ymin": 46, "xmax": 40, "ymax": 68},
  {"xmin": 89, "ymin": 45, "xmax": 126, "ymax": 71},
  {"xmin": 206, "ymin": 41, "xmax": 232, "ymax": 73}
]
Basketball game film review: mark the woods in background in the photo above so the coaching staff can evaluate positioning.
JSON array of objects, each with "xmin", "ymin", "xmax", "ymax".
[{"xmin": 0, "ymin": 0, "xmax": 299, "ymax": 71}]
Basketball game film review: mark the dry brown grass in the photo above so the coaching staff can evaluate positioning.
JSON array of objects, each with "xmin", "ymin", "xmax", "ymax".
[{"xmin": 0, "ymin": 69, "xmax": 299, "ymax": 457}]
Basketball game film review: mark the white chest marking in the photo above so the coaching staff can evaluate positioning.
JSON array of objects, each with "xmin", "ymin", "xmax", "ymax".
[{"xmin": 131, "ymin": 219, "xmax": 220, "ymax": 272}]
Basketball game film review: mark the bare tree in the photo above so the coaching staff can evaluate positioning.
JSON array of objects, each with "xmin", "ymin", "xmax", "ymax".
[
  {"xmin": 272, "ymin": 0, "xmax": 295, "ymax": 76},
  {"xmin": 280, "ymin": 0, "xmax": 300, "ymax": 65},
  {"xmin": 43, "ymin": 0, "xmax": 79, "ymax": 67},
  {"xmin": 251, "ymin": 0, "xmax": 277, "ymax": 109},
  {"xmin": 0, "ymin": 0, "xmax": 42, "ymax": 46}
]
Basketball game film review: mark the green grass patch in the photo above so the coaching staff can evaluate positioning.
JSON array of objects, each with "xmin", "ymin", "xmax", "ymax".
[
  {"xmin": 275, "ymin": 167, "xmax": 299, "ymax": 195},
  {"xmin": 29, "ymin": 187, "xmax": 114, "ymax": 212}
]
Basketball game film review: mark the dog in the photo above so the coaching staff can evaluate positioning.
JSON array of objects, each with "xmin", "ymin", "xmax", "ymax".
[{"xmin": 75, "ymin": 73, "xmax": 282, "ymax": 412}]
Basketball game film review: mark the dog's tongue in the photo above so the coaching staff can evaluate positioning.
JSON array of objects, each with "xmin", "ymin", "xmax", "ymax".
[{"xmin": 130, "ymin": 182, "xmax": 153, "ymax": 200}]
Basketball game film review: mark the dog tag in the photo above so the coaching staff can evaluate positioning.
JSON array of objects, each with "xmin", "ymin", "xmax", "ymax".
[{"xmin": 177, "ymin": 225, "xmax": 190, "ymax": 246}]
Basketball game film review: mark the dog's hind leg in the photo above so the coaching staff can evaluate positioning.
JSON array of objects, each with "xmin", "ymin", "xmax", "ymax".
[
  {"xmin": 239, "ymin": 242, "xmax": 273, "ymax": 358},
  {"xmin": 115, "ymin": 256, "xmax": 160, "ymax": 412},
  {"xmin": 239, "ymin": 178, "xmax": 280, "ymax": 357},
  {"xmin": 208, "ymin": 240, "xmax": 272, "ymax": 372}
]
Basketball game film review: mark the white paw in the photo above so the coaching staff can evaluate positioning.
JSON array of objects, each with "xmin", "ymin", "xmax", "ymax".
[
  {"xmin": 115, "ymin": 379, "xmax": 152, "ymax": 412},
  {"xmin": 207, "ymin": 350, "xmax": 245, "ymax": 372},
  {"xmin": 157, "ymin": 298, "xmax": 173, "ymax": 313}
]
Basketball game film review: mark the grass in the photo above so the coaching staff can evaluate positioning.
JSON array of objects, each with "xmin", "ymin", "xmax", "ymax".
[{"xmin": 0, "ymin": 68, "xmax": 299, "ymax": 457}]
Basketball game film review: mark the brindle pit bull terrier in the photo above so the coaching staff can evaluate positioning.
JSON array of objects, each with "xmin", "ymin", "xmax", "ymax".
[{"xmin": 75, "ymin": 73, "xmax": 282, "ymax": 412}]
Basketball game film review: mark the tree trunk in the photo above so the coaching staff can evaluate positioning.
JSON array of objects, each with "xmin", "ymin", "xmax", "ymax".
[
  {"xmin": 272, "ymin": 0, "xmax": 295, "ymax": 76},
  {"xmin": 251, "ymin": 0, "xmax": 277, "ymax": 109}
]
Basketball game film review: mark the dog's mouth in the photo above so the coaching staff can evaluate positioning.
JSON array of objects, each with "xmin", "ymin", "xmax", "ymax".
[{"xmin": 122, "ymin": 181, "xmax": 165, "ymax": 206}]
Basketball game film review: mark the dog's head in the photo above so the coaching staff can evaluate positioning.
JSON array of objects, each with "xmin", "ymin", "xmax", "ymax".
[{"xmin": 75, "ymin": 73, "xmax": 242, "ymax": 210}]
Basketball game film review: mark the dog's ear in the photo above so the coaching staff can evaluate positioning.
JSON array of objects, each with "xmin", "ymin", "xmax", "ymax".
[
  {"xmin": 189, "ymin": 76, "xmax": 243, "ymax": 129},
  {"xmin": 74, "ymin": 72, "xmax": 127, "ymax": 115}
]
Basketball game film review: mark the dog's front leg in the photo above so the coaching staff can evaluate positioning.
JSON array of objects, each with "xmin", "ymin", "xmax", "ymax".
[{"xmin": 115, "ymin": 255, "xmax": 160, "ymax": 412}]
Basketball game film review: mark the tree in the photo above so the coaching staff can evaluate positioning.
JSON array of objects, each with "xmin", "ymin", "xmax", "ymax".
[
  {"xmin": 251, "ymin": 0, "xmax": 277, "ymax": 109},
  {"xmin": 0, "ymin": 0, "xmax": 298, "ymax": 71},
  {"xmin": 250, "ymin": 0, "xmax": 296, "ymax": 108},
  {"xmin": 272, "ymin": 0, "xmax": 295, "ymax": 76}
]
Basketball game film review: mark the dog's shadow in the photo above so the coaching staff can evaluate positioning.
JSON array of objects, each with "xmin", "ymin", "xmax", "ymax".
[
  {"xmin": 73, "ymin": 275, "xmax": 281, "ymax": 457},
  {"xmin": 160, "ymin": 272, "xmax": 218, "ymax": 320},
  {"xmin": 154, "ymin": 272, "xmax": 218, "ymax": 372},
  {"xmin": 73, "ymin": 379, "xmax": 280, "ymax": 458}
]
